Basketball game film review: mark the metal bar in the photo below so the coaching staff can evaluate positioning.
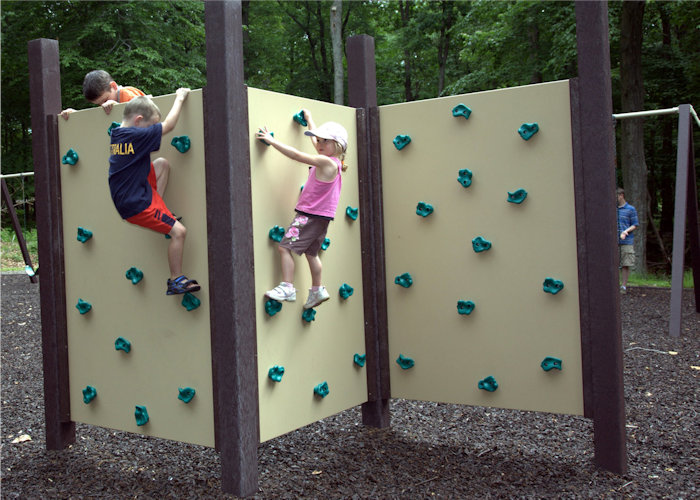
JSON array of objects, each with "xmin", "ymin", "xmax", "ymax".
[
  {"xmin": 613, "ymin": 107, "xmax": 679, "ymax": 120},
  {"xmin": 689, "ymin": 105, "xmax": 700, "ymax": 129},
  {"xmin": 0, "ymin": 172, "xmax": 35, "ymax": 179},
  {"xmin": 1, "ymin": 178, "xmax": 37, "ymax": 283}
]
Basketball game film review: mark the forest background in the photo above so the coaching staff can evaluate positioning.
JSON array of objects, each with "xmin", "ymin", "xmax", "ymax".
[{"xmin": 1, "ymin": 0, "xmax": 698, "ymax": 276}]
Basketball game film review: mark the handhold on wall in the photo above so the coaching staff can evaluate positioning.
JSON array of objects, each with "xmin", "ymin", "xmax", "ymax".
[
  {"xmin": 171, "ymin": 135, "xmax": 191, "ymax": 153},
  {"xmin": 541, "ymin": 356, "xmax": 562, "ymax": 371},
  {"xmin": 269, "ymin": 225, "xmax": 285, "ymax": 242},
  {"xmin": 507, "ymin": 189, "xmax": 528, "ymax": 204},
  {"xmin": 178, "ymin": 387, "xmax": 196, "ymax": 403},
  {"xmin": 346, "ymin": 206, "xmax": 359, "ymax": 221},
  {"xmin": 259, "ymin": 130, "xmax": 274, "ymax": 146},
  {"xmin": 543, "ymin": 277, "xmax": 564, "ymax": 295},
  {"xmin": 77, "ymin": 226, "xmax": 93, "ymax": 243},
  {"xmin": 62, "ymin": 148, "xmax": 79, "ymax": 165},
  {"xmin": 115, "ymin": 337, "xmax": 132, "ymax": 353},
  {"xmin": 293, "ymin": 110, "xmax": 308, "ymax": 126},
  {"xmin": 268, "ymin": 365, "xmax": 285, "ymax": 382},
  {"xmin": 339, "ymin": 283, "xmax": 354, "ymax": 300},
  {"xmin": 393, "ymin": 134, "xmax": 411, "ymax": 150},
  {"xmin": 265, "ymin": 299, "xmax": 283, "ymax": 316},
  {"xmin": 518, "ymin": 122, "xmax": 539, "ymax": 141},
  {"xmin": 394, "ymin": 272, "xmax": 413, "ymax": 288},
  {"xmin": 353, "ymin": 353, "xmax": 366, "ymax": 367},
  {"xmin": 82, "ymin": 385, "xmax": 97, "ymax": 404},
  {"xmin": 107, "ymin": 121, "xmax": 120, "ymax": 136},
  {"xmin": 181, "ymin": 292, "xmax": 201, "ymax": 311},
  {"xmin": 314, "ymin": 381, "xmax": 329, "ymax": 398},
  {"xmin": 76, "ymin": 298, "xmax": 92, "ymax": 315},
  {"xmin": 472, "ymin": 236, "xmax": 492, "ymax": 253},
  {"xmin": 321, "ymin": 238, "xmax": 331, "ymax": 251},
  {"xmin": 125, "ymin": 267, "xmax": 144, "ymax": 285},
  {"xmin": 134, "ymin": 405, "xmax": 149, "ymax": 426},
  {"xmin": 302, "ymin": 308, "xmax": 316, "ymax": 322},
  {"xmin": 416, "ymin": 202, "xmax": 434, "ymax": 217},
  {"xmin": 478, "ymin": 375, "xmax": 498, "ymax": 392},
  {"xmin": 452, "ymin": 103, "xmax": 472, "ymax": 120},
  {"xmin": 396, "ymin": 354, "xmax": 415, "ymax": 370},
  {"xmin": 457, "ymin": 300, "xmax": 475, "ymax": 315},
  {"xmin": 457, "ymin": 168, "xmax": 473, "ymax": 188}
]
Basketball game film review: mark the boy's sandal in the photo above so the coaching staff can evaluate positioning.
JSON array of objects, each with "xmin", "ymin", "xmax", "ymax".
[{"xmin": 167, "ymin": 275, "xmax": 201, "ymax": 295}]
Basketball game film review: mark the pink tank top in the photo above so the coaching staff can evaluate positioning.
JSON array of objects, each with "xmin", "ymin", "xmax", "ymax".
[{"xmin": 295, "ymin": 157, "xmax": 342, "ymax": 218}]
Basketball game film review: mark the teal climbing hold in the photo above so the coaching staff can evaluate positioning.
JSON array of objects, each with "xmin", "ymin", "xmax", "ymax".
[
  {"xmin": 269, "ymin": 225, "xmax": 285, "ymax": 242},
  {"xmin": 178, "ymin": 387, "xmax": 196, "ymax": 403},
  {"xmin": 82, "ymin": 385, "xmax": 97, "ymax": 404},
  {"xmin": 302, "ymin": 308, "xmax": 316, "ymax": 322},
  {"xmin": 478, "ymin": 375, "xmax": 498, "ymax": 392},
  {"xmin": 313, "ymin": 381, "xmax": 329, "ymax": 398},
  {"xmin": 181, "ymin": 292, "xmax": 201, "ymax": 311},
  {"xmin": 457, "ymin": 300, "xmax": 475, "ymax": 315},
  {"xmin": 353, "ymin": 353, "xmax": 366, "ymax": 367},
  {"xmin": 394, "ymin": 273, "xmax": 413, "ymax": 288},
  {"xmin": 543, "ymin": 277, "xmax": 564, "ymax": 295},
  {"xmin": 134, "ymin": 405, "xmax": 149, "ymax": 426},
  {"xmin": 321, "ymin": 238, "xmax": 331, "ymax": 251},
  {"xmin": 339, "ymin": 283, "xmax": 354, "ymax": 300},
  {"xmin": 396, "ymin": 354, "xmax": 415, "ymax": 370},
  {"xmin": 507, "ymin": 189, "xmax": 528, "ymax": 204},
  {"xmin": 472, "ymin": 236, "xmax": 492, "ymax": 253},
  {"xmin": 452, "ymin": 103, "xmax": 472, "ymax": 120},
  {"xmin": 125, "ymin": 267, "xmax": 143, "ymax": 285},
  {"xmin": 62, "ymin": 148, "xmax": 79, "ymax": 165},
  {"xmin": 76, "ymin": 298, "xmax": 92, "ymax": 315},
  {"xmin": 457, "ymin": 168, "xmax": 473, "ymax": 188},
  {"xmin": 171, "ymin": 135, "xmax": 191, "ymax": 153},
  {"xmin": 346, "ymin": 206, "xmax": 359, "ymax": 221},
  {"xmin": 293, "ymin": 110, "xmax": 308, "ymax": 126},
  {"xmin": 259, "ymin": 130, "xmax": 274, "ymax": 146},
  {"xmin": 416, "ymin": 202, "xmax": 434, "ymax": 217},
  {"xmin": 265, "ymin": 299, "xmax": 282, "ymax": 316},
  {"xmin": 77, "ymin": 226, "xmax": 93, "ymax": 243},
  {"xmin": 115, "ymin": 337, "xmax": 131, "ymax": 353},
  {"xmin": 393, "ymin": 134, "xmax": 411, "ymax": 150},
  {"xmin": 518, "ymin": 122, "xmax": 539, "ymax": 140},
  {"xmin": 268, "ymin": 365, "xmax": 285, "ymax": 382},
  {"xmin": 541, "ymin": 356, "xmax": 562, "ymax": 372},
  {"xmin": 107, "ymin": 121, "xmax": 120, "ymax": 136}
]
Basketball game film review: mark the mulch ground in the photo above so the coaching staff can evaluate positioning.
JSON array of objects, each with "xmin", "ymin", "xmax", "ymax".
[{"xmin": 1, "ymin": 273, "xmax": 698, "ymax": 499}]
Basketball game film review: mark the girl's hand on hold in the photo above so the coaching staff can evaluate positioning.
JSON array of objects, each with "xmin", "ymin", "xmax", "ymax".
[
  {"xmin": 256, "ymin": 126, "xmax": 272, "ymax": 143},
  {"xmin": 302, "ymin": 109, "xmax": 312, "ymax": 125}
]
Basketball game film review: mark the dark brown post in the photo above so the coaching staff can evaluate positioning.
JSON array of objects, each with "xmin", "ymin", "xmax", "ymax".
[
  {"xmin": 347, "ymin": 35, "xmax": 391, "ymax": 428},
  {"xmin": 574, "ymin": 2, "xmax": 627, "ymax": 474},
  {"xmin": 203, "ymin": 1, "xmax": 259, "ymax": 496},
  {"xmin": 27, "ymin": 38, "xmax": 76, "ymax": 449}
]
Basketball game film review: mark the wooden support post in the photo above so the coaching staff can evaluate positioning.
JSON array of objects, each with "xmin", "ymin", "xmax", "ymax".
[
  {"xmin": 27, "ymin": 38, "xmax": 75, "ymax": 450},
  {"xmin": 203, "ymin": 1, "xmax": 259, "ymax": 496},
  {"xmin": 573, "ymin": 2, "xmax": 627, "ymax": 475},
  {"xmin": 347, "ymin": 35, "xmax": 391, "ymax": 428},
  {"xmin": 1, "ymin": 178, "xmax": 38, "ymax": 282}
]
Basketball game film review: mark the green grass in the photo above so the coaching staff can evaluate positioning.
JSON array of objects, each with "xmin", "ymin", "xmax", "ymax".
[
  {"xmin": 1, "ymin": 227, "xmax": 38, "ymax": 272},
  {"xmin": 626, "ymin": 270, "xmax": 694, "ymax": 289}
]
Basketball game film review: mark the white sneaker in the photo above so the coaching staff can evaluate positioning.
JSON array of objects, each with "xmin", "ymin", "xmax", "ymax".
[
  {"xmin": 304, "ymin": 286, "xmax": 330, "ymax": 309},
  {"xmin": 266, "ymin": 283, "xmax": 296, "ymax": 302}
]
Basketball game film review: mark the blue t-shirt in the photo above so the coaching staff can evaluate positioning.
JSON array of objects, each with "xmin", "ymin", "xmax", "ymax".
[
  {"xmin": 617, "ymin": 202, "xmax": 639, "ymax": 245},
  {"xmin": 109, "ymin": 123, "xmax": 162, "ymax": 219}
]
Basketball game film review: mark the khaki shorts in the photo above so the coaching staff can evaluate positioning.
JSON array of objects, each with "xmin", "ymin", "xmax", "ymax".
[
  {"xmin": 279, "ymin": 213, "xmax": 330, "ymax": 256},
  {"xmin": 619, "ymin": 244, "xmax": 635, "ymax": 268}
]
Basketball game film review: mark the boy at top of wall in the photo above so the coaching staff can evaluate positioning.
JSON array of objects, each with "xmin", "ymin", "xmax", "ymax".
[{"xmin": 61, "ymin": 70, "xmax": 146, "ymax": 120}]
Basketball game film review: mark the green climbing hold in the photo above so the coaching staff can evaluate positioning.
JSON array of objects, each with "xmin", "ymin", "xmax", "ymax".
[
  {"xmin": 393, "ymin": 134, "xmax": 411, "ymax": 150},
  {"xmin": 62, "ymin": 148, "xmax": 79, "ymax": 165},
  {"xmin": 76, "ymin": 298, "xmax": 92, "ymax": 315},
  {"xmin": 541, "ymin": 357, "xmax": 562, "ymax": 372},
  {"xmin": 125, "ymin": 267, "xmax": 143, "ymax": 285},
  {"xmin": 302, "ymin": 308, "xmax": 316, "ymax": 322},
  {"xmin": 269, "ymin": 225, "xmax": 285, "ymax": 242},
  {"xmin": 107, "ymin": 122, "xmax": 120, "ymax": 136},
  {"xmin": 115, "ymin": 337, "xmax": 131, "ymax": 353},
  {"xmin": 178, "ymin": 387, "xmax": 196, "ymax": 403},
  {"xmin": 543, "ymin": 277, "xmax": 564, "ymax": 295},
  {"xmin": 478, "ymin": 375, "xmax": 498, "ymax": 392},
  {"xmin": 457, "ymin": 300, "xmax": 475, "ymax": 315},
  {"xmin": 353, "ymin": 354, "xmax": 366, "ymax": 367},
  {"xmin": 293, "ymin": 110, "xmax": 308, "ymax": 126},
  {"xmin": 346, "ymin": 206, "xmax": 359, "ymax": 221},
  {"xmin": 507, "ymin": 189, "xmax": 528, "ymax": 204},
  {"xmin": 518, "ymin": 122, "xmax": 539, "ymax": 141},
  {"xmin": 171, "ymin": 135, "xmax": 191, "ymax": 153},
  {"xmin": 82, "ymin": 385, "xmax": 97, "ymax": 404},
  {"xmin": 472, "ymin": 236, "xmax": 492, "ymax": 253},
  {"xmin": 313, "ymin": 381, "xmax": 329, "ymax": 398},
  {"xmin": 452, "ymin": 103, "xmax": 472, "ymax": 120},
  {"xmin": 265, "ymin": 299, "xmax": 282, "ymax": 316},
  {"xmin": 181, "ymin": 292, "xmax": 201, "ymax": 311},
  {"xmin": 339, "ymin": 283, "xmax": 354, "ymax": 300},
  {"xmin": 77, "ymin": 226, "xmax": 93, "ymax": 243},
  {"xmin": 268, "ymin": 365, "xmax": 285, "ymax": 382},
  {"xmin": 396, "ymin": 354, "xmax": 415, "ymax": 370},
  {"xmin": 416, "ymin": 202, "xmax": 434, "ymax": 217},
  {"xmin": 394, "ymin": 273, "xmax": 413, "ymax": 288},
  {"xmin": 457, "ymin": 168, "xmax": 473, "ymax": 188},
  {"xmin": 134, "ymin": 405, "xmax": 149, "ymax": 426},
  {"xmin": 321, "ymin": 238, "xmax": 331, "ymax": 251}
]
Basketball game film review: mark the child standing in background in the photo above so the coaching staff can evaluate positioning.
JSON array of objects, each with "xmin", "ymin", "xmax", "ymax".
[
  {"xmin": 61, "ymin": 70, "xmax": 146, "ymax": 119},
  {"xmin": 256, "ymin": 109, "xmax": 348, "ymax": 309}
]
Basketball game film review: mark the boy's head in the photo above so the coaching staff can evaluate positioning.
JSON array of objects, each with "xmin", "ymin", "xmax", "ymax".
[
  {"xmin": 122, "ymin": 96, "xmax": 162, "ymax": 127},
  {"xmin": 83, "ymin": 70, "xmax": 118, "ymax": 105}
]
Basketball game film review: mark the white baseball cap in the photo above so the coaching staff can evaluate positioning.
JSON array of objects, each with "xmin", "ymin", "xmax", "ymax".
[{"xmin": 305, "ymin": 121, "xmax": 348, "ymax": 151}]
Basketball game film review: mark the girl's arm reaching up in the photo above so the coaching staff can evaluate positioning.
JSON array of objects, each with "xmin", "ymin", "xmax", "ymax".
[{"xmin": 256, "ymin": 126, "xmax": 337, "ymax": 179}]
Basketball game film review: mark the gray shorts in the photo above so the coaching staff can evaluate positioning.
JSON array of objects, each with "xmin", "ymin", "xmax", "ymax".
[
  {"xmin": 279, "ymin": 213, "xmax": 330, "ymax": 256},
  {"xmin": 619, "ymin": 244, "xmax": 635, "ymax": 268}
]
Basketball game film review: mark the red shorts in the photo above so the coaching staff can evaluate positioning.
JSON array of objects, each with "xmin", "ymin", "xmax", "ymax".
[{"xmin": 125, "ymin": 164, "xmax": 177, "ymax": 235}]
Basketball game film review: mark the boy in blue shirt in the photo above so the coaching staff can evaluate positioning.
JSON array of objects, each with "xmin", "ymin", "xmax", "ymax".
[{"xmin": 617, "ymin": 187, "xmax": 639, "ymax": 293}]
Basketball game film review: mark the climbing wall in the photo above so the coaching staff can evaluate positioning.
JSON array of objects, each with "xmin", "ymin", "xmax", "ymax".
[
  {"xmin": 380, "ymin": 80, "xmax": 584, "ymax": 415},
  {"xmin": 248, "ymin": 88, "xmax": 367, "ymax": 442},
  {"xmin": 58, "ymin": 90, "xmax": 215, "ymax": 446}
]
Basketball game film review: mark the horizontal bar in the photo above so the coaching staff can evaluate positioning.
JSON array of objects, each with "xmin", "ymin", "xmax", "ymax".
[
  {"xmin": 0, "ymin": 172, "xmax": 35, "ymax": 179},
  {"xmin": 613, "ymin": 107, "xmax": 679, "ymax": 120}
]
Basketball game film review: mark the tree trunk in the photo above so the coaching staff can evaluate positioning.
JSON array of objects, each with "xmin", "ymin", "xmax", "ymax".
[
  {"xmin": 620, "ymin": 0, "xmax": 647, "ymax": 274},
  {"xmin": 399, "ymin": 1, "xmax": 413, "ymax": 101},
  {"xmin": 331, "ymin": 0, "xmax": 343, "ymax": 104}
]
